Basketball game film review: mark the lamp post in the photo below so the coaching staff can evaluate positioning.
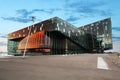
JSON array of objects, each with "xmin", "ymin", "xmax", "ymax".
[{"xmin": 22, "ymin": 16, "xmax": 35, "ymax": 58}]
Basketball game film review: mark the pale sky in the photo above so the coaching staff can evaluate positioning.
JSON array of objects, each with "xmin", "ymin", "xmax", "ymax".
[{"xmin": 0, "ymin": 0, "xmax": 120, "ymax": 52}]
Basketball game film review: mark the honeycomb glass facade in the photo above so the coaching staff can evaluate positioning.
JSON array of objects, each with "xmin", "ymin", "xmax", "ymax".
[
  {"xmin": 78, "ymin": 18, "xmax": 112, "ymax": 52},
  {"xmin": 7, "ymin": 17, "xmax": 112, "ymax": 55}
]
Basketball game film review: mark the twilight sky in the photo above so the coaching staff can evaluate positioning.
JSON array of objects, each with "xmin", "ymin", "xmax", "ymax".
[{"xmin": 0, "ymin": 0, "xmax": 120, "ymax": 52}]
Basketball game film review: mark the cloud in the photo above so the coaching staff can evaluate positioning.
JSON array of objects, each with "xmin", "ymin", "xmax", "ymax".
[
  {"xmin": 0, "ymin": 34, "xmax": 7, "ymax": 38},
  {"xmin": 0, "ymin": 34, "xmax": 7, "ymax": 46},
  {"xmin": 0, "ymin": 42, "xmax": 7, "ymax": 46},
  {"xmin": 1, "ymin": 9, "xmax": 34, "ymax": 23},
  {"xmin": 63, "ymin": 0, "xmax": 113, "ymax": 23},
  {"xmin": 16, "ymin": 9, "xmax": 54, "ymax": 16},
  {"xmin": 112, "ymin": 36, "xmax": 120, "ymax": 41},
  {"xmin": 0, "ymin": 35, "xmax": 7, "ymax": 38},
  {"xmin": 66, "ymin": 16, "xmax": 80, "ymax": 22},
  {"xmin": 1, "ymin": 9, "xmax": 59, "ymax": 23},
  {"xmin": 112, "ymin": 27, "xmax": 120, "ymax": 31},
  {"xmin": 1, "ymin": 1, "xmax": 113, "ymax": 23},
  {"xmin": 0, "ymin": 36, "xmax": 7, "ymax": 52},
  {"xmin": 2, "ymin": 16, "xmax": 32, "ymax": 23},
  {"xmin": 64, "ymin": 0, "xmax": 112, "ymax": 18}
]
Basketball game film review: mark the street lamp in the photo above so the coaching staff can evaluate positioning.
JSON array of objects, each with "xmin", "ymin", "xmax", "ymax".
[{"xmin": 22, "ymin": 16, "xmax": 35, "ymax": 58}]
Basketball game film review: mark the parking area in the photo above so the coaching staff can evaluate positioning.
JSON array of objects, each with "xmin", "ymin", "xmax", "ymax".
[{"xmin": 0, "ymin": 54, "xmax": 120, "ymax": 80}]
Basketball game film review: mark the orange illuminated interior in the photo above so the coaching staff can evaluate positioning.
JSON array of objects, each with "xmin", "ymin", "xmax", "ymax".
[{"xmin": 18, "ymin": 30, "xmax": 45, "ymax": 50}]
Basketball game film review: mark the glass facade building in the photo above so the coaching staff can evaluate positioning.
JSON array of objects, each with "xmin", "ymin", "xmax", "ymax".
[{"xmin": 8, "ymin": 17, "xmax": 112, "ymax": 55}]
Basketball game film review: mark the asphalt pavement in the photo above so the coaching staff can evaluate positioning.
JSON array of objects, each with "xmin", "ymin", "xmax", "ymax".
[{"xmin": 0, "ymin": 54, "xmax": 120, "ymax": 80}]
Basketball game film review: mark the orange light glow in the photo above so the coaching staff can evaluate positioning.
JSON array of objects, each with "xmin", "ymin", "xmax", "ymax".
[{"xmin": 18, "ymin": 30, "xmax": 45, "ymax": 49}]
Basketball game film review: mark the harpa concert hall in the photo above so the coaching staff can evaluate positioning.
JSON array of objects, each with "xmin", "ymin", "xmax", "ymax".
[{"xmin": 8, "ymin": 17, "xmax": 112, "ymax": 55}]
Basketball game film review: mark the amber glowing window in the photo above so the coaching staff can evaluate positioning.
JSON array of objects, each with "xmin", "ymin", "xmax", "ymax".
[
  {"xmin": 23, "ymin": 30, "xmax": 25, "ymax": 32},
  {"xmin": 19, "ymin": 34, "xmax": 21, "ymax": 37},
  {"xmin": 13, "ymin": 34, "xmax": 15, "ymax": 36}
]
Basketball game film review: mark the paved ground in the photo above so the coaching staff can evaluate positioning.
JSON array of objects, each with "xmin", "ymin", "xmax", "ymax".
[{"xmin": 0, "ymin": 54, "xmax": 120, "ymax": 80}]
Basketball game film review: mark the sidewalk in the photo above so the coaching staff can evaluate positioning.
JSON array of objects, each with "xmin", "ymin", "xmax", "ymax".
[{"xmin": 0, "ymin": 52, "xmax": 13, "ymax": 58}]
